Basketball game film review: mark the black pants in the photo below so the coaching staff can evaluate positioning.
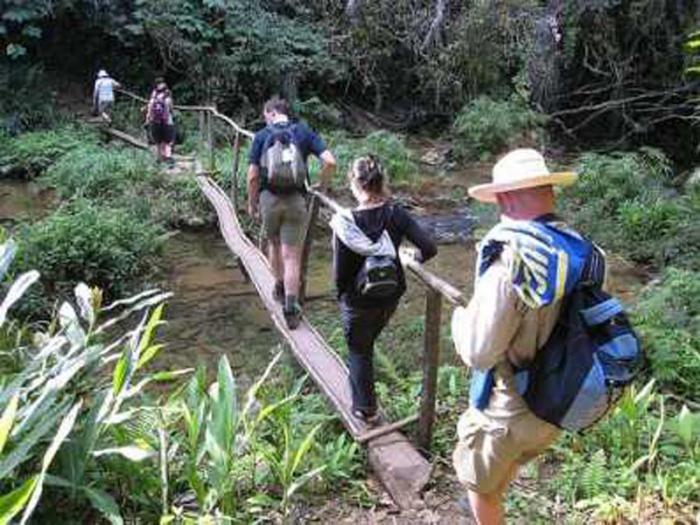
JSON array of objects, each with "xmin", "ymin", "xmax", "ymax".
[{"xmin": 340, "ymin": 300, "xmax": 398, "ymax": 414}]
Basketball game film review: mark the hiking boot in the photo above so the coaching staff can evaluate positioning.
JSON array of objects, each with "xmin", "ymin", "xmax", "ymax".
[
  {"xmin": 352, "ymin": 409, "xmax": 380, "ymax": 425},
  {"xmin": 272, "ymin": 281, "xmax": 285, "ymax": 304},
  {"xmin": 283, "ymin": 300, "xmax": 302, "ymax": 330}
]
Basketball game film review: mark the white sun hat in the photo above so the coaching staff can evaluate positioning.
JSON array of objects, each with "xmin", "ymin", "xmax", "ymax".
[
  {"xmin": 97, "ymin": 70, "xmax": 109, "ymax": 78},
  {"xmin": 468, "ymin": 148, "xmax": 577, "ymax": 204}
]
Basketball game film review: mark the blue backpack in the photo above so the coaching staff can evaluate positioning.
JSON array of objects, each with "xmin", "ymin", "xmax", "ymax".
[{"xmin": 471, "ymin": 224, "xmax": 644, "ymax": 432}]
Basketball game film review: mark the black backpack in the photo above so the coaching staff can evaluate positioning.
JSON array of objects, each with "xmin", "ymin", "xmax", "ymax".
[{"xmin": 354, "ymin": 208, "xmax": 399, "ymax": 299}]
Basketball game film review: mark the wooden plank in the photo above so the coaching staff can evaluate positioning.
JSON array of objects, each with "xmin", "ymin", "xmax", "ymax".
[
  {"xmin": 197, "ymin": 175, "xmax": 430, "ymax": 509},
  {"xmin": 103, "ymin": 128, "xmax": 192, "ymax": 161},
  {"xmin": 417, "ymin": 290, "xmax": 442, "ymax": 451},
  {"xmin": 299, "ymin": 194, "xmax": 320, "ymax": 304}
]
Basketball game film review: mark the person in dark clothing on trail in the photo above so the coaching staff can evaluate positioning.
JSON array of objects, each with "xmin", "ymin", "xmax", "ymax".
[
  {"xmin": 330, "ymin": 155, "xmax": 437, "ymax": 423},
  {"xmin": 247, "ymin": 96, "xmax": 336, "ymax": 329},
  {"xmin": 146, "ymin": 80, "xmax": 175, "ymax": 166}
]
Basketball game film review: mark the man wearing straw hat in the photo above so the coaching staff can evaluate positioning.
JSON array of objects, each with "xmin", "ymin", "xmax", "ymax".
[
  {"xmin": 92, "ymin": 70, "xmax": 120, "ymax": 123},
  {"xmin": 451, "ymin": 149, "xmax": 579, "ymax": 524}
]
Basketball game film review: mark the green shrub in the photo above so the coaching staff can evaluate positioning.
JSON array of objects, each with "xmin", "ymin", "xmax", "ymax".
[
  {"xmin": 13, "ymin": 199, "xmax": 164, "ymax": 307},
  {"xmin": 326, "ymin": 130, "xmax": 418, "ymax": 186},
  {"xmin": 45, "ymin": 145, "xmax": 156, "ymax": 201},
  {"xmin": 633, "ymin": 268, "xmax": 700, "ymax": 400},
  {"xmin": 0, "ymin": 126, "xmax": 97, "ymax": 178},
  {"xmin": 45, "ymin": 145, "xmax": 213, "ymax": 228},
  {"xmin": 292, "ymin": 97, "xmax": 343, "ymax": 130},
  {"xmin": 0, "ymin": 63, "xmax": 69, "ymax": 132},
  {"xmin": 560, "ymin": 149, "xmax": 700, "ymax": 269},
  {"xmin": 452, "ymin": 96, "xmax": 545, "ymax": 159}
]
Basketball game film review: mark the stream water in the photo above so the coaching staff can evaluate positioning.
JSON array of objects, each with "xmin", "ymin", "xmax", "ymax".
[{"xmin": 0, "ymin": 174, "xmax": 648, "ymax": 385}]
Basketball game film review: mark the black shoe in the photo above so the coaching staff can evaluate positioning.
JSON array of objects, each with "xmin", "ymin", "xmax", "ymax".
[
  {"xmin": 352, "ymin": 409, "xmax": 380, "ymax": 425},
  {"xmin": 283, "ymin": 303, "xmax": 302, "ymax": 330},
  {"xmin": 272, "ymin": 282, "xmax": 285, "ymax": 304}
]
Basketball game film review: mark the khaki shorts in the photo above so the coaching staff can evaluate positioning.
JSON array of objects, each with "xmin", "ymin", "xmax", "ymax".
[
  {"xmin": 259, "ymin": 191, "xmax": 307, "ymax": 246},
  {"xmin": 98, "ymin": 99, "xmax": 113, "ymax": 115},
  {"xmin": 452, "ymin": 408, "xmax": 560, "ymax": 495}
]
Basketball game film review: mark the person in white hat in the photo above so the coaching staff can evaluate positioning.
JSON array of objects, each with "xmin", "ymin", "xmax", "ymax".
[
  {"xmin": 92, "ymin": 69, "xmax": 121, "ymax": 122},
  {"xmin": 451, "ymin": 149, "xmax": 579, "ymax": 524}
]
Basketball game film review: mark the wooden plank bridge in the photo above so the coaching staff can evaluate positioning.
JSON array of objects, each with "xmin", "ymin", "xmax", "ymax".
[{"xmin": 107, "ymin": 90, "xmax": 470, "ymax": 509}]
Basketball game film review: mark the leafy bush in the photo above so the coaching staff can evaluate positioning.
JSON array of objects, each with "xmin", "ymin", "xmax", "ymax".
[
  {"xmin": 452, "ymin": 96, "xmax": 545, "ymax": 159},
  {"xmin": 0, "ymin": 246, "xmax": 175, "ymax": 524},
  {"xmin": 45, "ymin": 145, "xmax": 155, "ymax": 201},
  {"xmin": 633, "ymin": 268, "xmax": 700, "ymax": 400},
  {"xmin": 12, "ymin": 199, "xmax": 164, "ymax": 306},
  {"xmin": 0, "ymin": 126, "xmax": 97, "ymax": 178},
  {"xmin": 0, "ymin": 63, "xmax": 69, "ymax": 133},
  {"xmin": 560, "ymin": 149, "xmax": 700, "ymax": 269},
  {"xmin": 549, "ymin": 380, "xmax": 700, "ymax": 517},
  {"xmin": 46, "ymin": 145, "xmax": 213, "ymax": 228},
  {"xmin": 326, "ymin": 130, "xmax": 418, "ymax": 186},
  {"xmin": 292, "ymin": 97, "xmax": 344, "ymax": 130}
]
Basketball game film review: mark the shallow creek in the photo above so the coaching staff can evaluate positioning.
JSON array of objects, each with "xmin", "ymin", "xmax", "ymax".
[{"xmin": 0, "ymin": 176, "xmax": 648, "ymax": 385}]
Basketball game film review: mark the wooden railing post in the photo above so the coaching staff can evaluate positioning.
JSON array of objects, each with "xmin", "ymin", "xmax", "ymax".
[
  {"xmin": 198, "ymin": 110, "xmax": 206, "ymax": 150},
  {"xmin": 231, "ymin": 131, "xmax": 242, "ymax": 210},
  {"xmin": 418, "ymin": 289, "xmax": 442, "ymax": 451},
  {"xmin": 206, "ymin": 110, "xmax": 214, "ymax": 171},
  {"xmin": 299, "ymin": 194, "xmax": 320, "ymax": 304}
]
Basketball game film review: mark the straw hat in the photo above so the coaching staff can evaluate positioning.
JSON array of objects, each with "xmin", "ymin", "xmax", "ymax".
[
  {"xmin": 97, "ymin": 70, "xmax": 109, "ymax": 78},
  {"xmin": 468, "ymin": 149, "xmax": 577, "ymax": 204}
]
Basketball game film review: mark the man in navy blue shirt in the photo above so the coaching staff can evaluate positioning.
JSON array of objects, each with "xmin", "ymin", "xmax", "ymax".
[{"xmin": 247, "ymin": 96, "xmax": 336, "ymax": 329}]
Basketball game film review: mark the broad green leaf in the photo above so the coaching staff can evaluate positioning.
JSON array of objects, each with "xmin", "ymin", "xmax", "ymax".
[
  {"xmin": 0, "ymin": 240, "xmax": 17, "ymax": 281},
  {"xmin": 136, "ymin": 344, "xmax": 164, "ymax": 370},
  {"xmin": 21, "ymin": 25, "xmax": 41, "ymax": 39},
  {"xmin": 112, "ymin": 352, "xmax": 129, "ymax": 395},
  {"xmin": 93, "ymin": 445, "xmax": 155, "ymax": 462},
  {"xmin": 152, "ymin": 369, "xmax": 193, "ymax": 382},
  {"xmin": 102, "ymin": 289, "xmax": 163, "ymax": 312},
  {"xmin": 58, "ymin": 301, "xmax": 85, "ymax": 347},
  {"xmin": 0, "ymin": 401, "xmax": 70, "ymax": 479},
  {"xmin": 677, "ymin": 405, "xmax": 695, "ymax": 446},
  {"xmin": 20, "ymin": 400, "xmax": 83, "ymax": 525},
  {"xmin": 241, "ymin": 351, "xmax": 282, "ymax": 419},
  {"xmin": 286, "ymin": 465, "xmax": 326, "ymax": 499},
  {"xmin": 96, "ymin": 292, "xmax": 172, "ymax": 335},
  {"xmin": 0, "ymin": 395, "xmax": 19, "ymax": 454},
  {"xmin": 74, "ymin": 283, "xmax": 95, "ymax": 327},
  {"xmin": 290, "ymin": 422, "xmax": 324, "ymax": 477},
  {"xmin": 634, "ymin": 379, "xmax": 655, "ymax": 405},
  {"xmin": 6, "ymin": 44, "xmax": 27, "ymax": 59},
  {"xmin": 0, "ymin": 476, "xmax": 38, "ymax": 525},
  {"xmin": 83, "ymin": 486, "xmax": 123, "ymax": 525},
  {"xmin": 137, "ymin": 303, "xmax": 165, "ymax": 359},
  {"xmin": 0, "ymin": 271, "xmax": 39, "ymax": 327}
]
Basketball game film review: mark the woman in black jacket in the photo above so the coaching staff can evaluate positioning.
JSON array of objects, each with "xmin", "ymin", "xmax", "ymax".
[{"xmin": 330, "ymin": 155, "xmax": 437, "ymax": 423}]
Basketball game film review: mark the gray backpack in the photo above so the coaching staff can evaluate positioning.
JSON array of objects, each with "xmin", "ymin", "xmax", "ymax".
[{"xmin": 260, "ymin": 123, "xmax": 307, "ymax": 193}]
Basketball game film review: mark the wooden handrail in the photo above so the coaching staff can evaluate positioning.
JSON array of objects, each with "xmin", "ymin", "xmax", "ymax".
[
  {"xmin": 116, "ymin": 88, "xmax": 254, "ymax": 138},
  {"xmin": 308, "ymin": 188, "xmax": 467, "ymax": 307}
]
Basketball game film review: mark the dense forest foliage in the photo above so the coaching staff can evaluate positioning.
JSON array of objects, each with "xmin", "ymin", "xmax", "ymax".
[
  {"xmin": 2, "ymin": 0, "xmax": 700, "ymax": 161},
  {"xmin": 0, "ymin": 1, "xmax": 699, "ymax": 524}
]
